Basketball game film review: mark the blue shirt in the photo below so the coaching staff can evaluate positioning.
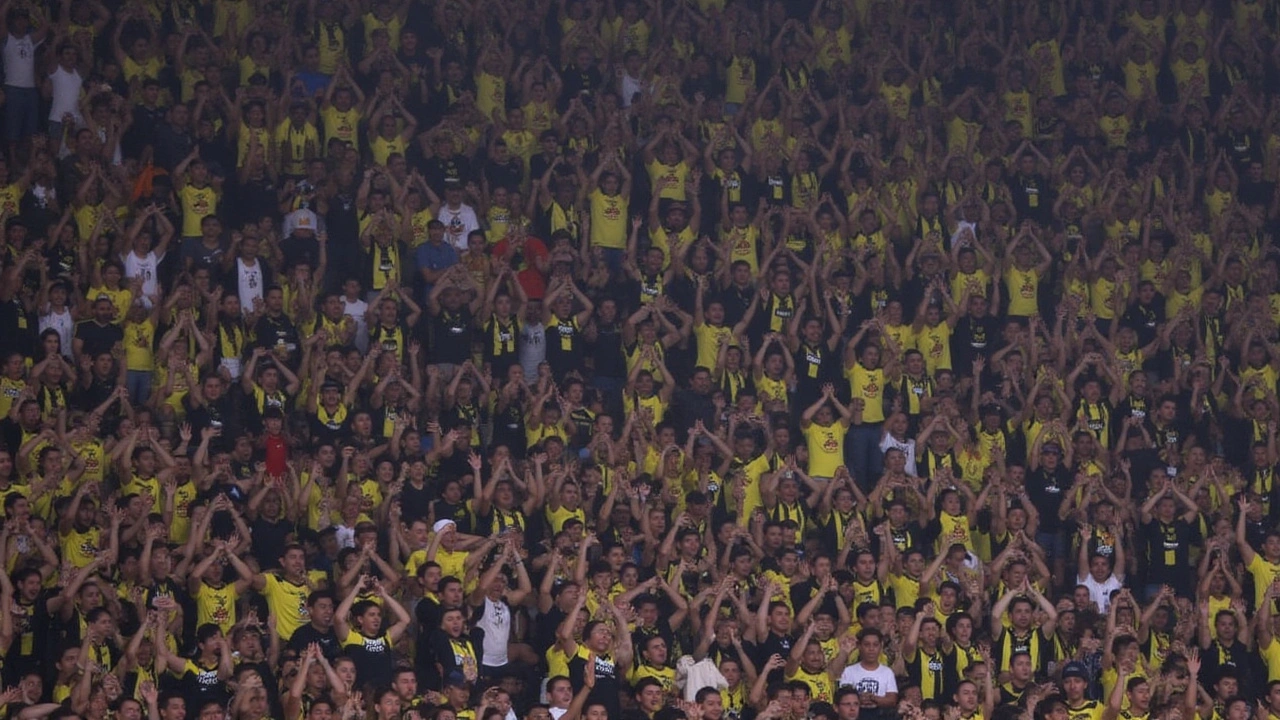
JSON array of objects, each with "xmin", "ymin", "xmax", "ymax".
[
  {"xmin": 294, "ymin": 71, "xmax": 332, "ymax": 98},
  {"xmin": 415, "ymin": 240, "xmax": 459, "ymax": 298}
]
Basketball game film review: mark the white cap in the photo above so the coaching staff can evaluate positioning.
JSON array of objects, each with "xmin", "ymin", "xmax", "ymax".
[
  {"xmin": 432, "ymin": 519, "xmax": 456, "ymax": 534},
  {"xmin": 292, "ymin": 209, "xmax": 317, "ymax": 230}
]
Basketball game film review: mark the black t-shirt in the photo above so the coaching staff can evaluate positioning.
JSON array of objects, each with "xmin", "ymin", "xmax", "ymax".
[
  {"xmin": 250, "ymin": 517, "xmax": 293, "ymax": 571},
  {"xmin": 568, "ymin": 648, "xmax": 620, "ymax": 718},
  {"xmin": 429, "ymin": 307, "xmax": 473, "ymax": 364},
  {"xmin": 585, "ymin": 320, "xmax": 625, "ymax": 379},
  {"xmin": 484, "ymin": 158, "xmax": 524, "ymax": 194},
  {"xmin": 343, "ymin": 629, "xmax": 396, "ymax": 690},
  {"xmin": 536, "ymin": 605, "xmax": 568, "ymax": 656},
  {"xmin": 400, "ymin": 480, "xmax": 433, "ymax": 524},
  {"xmin": 754, "ymin": 632, "xmax": 795, "ymax": 684},
  {"xmin": 950, "ymin": 314, "xmax": 1000, "ymax": 369},
  {"xmin": 288, "ymin": 623, "xmax": 339, "ymax": 660},
  {"xmin": 74, "ymin": 375, "xmax": 118, "ymax": 413},
  {"xmin": 74, "ymin": 320, "xmax": 124, "ymax": 357},
  {"xmin": 422, "ymin": 155, "xmax": 472, "ymax": 195},
  {"xmin": 427, "ymin": 631, "xmax": 482, "ymax": 690},
  {"xmin": 253, "ymin": 314, "xmax": 300, "ymax": 365},
  {"xmin": 1141, "ymin": 517, "xmax": 1201, "ymax": 588},
  {"xmin": 560, "ymin": 64, "xmax": 603, "ymax": 107},
  {"xmin": 1007, "ymin": 172, "xmax": 1051, "ymax": 223},
  {"xmin": 185, "ymin": 393, "xmax": 239, "ymax": 440},
  {"xmin": 1025, "ymin": 465, "xmax": 1073, "ymax": 532},
  {"xmin": 718, "ymin": 284, "xmax": 756, "ymax": 328}
]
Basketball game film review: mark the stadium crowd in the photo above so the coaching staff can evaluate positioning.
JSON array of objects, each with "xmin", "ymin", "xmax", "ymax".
[{"xmin": 9, "ymin": 2, "xmax": 1280, "ymax": 720}]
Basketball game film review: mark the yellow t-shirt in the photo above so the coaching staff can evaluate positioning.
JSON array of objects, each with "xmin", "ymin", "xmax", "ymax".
[
  {"xmin": 805, "ymin": 421, "xmax": 847, "ymax": 477},
  {"xmin": 725, "ymin": 56, "xmax": 756, "ymax": 104},
  {"xmin": 61, "ymin": 527, "xmax": 101, "ymax": 569},
  {"xmin": 0, "ymin": 182, "xmax": 22, "ymax": 216},
  {"xmin": 261, "ymin": 573, "xmax": 313, "ymax": 640},
  {"xmin": 195, "ymin": 581, "xmax": 240, "ymax": 634},
  {"xmin": 275, "ymin": 121, "xmax": 320, "ymax": 176},
  {"xmin": 646, "ymin": 160, "xmax": 689, "ymax": 201},
  {"xmin": 1261, "ymin": 637, "xmax": 1280, "ymax": 682},
  {"xmin": 722, "ymin": 225, "xmax": 760, "ymax": 272},
  {"xmin": 916, "ymin": 322, "xmax": 953, "ymax": 374},
  {"xmin": 168, "ymin": 480, "xmax": 198, "ymax": 544},
  {"xmin": 238, "ymin": 54, "xmax": 271, "ymax": 85},
  {"xmin": 179, "ymin": 185, "xmax": 218, "ymax": 237},
  {"xmin": 361, "ymin": 10, "xmax": 402, "ymax": 49},
  {"xmin": 589, "ymin": 189, "xmax": 628, "ymax": 249},
  {"xmin": 1004, "ymin": 266, "xmax": 1039, "ymax": 316},
  {"xmin": 124, "ymin": 319, "xmax": 155, "ymax": 372},
  {"xmin": 370, "ymin": 133, "xmax": 407, "ymax": 167},
  {"xmin": 846, "ymin": 364, "xmax": 886, "ymax": 424},
  {"xmin": 121, "ymin": 473, "xmax": 162, "ymax": 514},
  {"xmin": 1249, "ymin": 554, "xmax": 1280, "ymax": 611},
  {"xmin": 693, "ymin": 323, "xmax": 734, "ymax": 371},
  {"xmin": 85, "ymin": 286, "xmax": 132, "ymax": 323},
  {"xmin": 0, "ymin": 377, "xmax": 24, "ymax": 419},
  {"xmin": 236, "ymin": 124, "xmax": 271, "ymax": 167},
  {"xmin": 407, "ymin": 208, "xmax": 434, "ymax": 247},
  {"xmin": 475, "ymin": 71, "xmax": 507, "ymax": 122},
  {"xmin": 321, "ymin": 106, "xmax": 361, "ymax": 153}
]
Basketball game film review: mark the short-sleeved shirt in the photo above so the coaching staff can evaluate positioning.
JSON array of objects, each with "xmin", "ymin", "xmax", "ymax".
[
  {"xmin": 74, "ymin": 320, "xmax": 123, "ymax": 358},
  {"xmin": 261, "ymin": 573, "xmax": 313, "ymax": 640},
  {"xmin": 343, "ymin": 629, "xmax": 395, "ymax": 688}
]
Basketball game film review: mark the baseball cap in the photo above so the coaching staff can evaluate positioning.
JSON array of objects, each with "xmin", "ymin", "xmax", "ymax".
[
  {"xmin": 293, "ymin": 209, "xmax": 317, "ymax": 230},
  {"xmin": 1041, "ymin": 442, "xmax": 1062, "ymax": 455},
  {"xmin": 444, "ymin": 672, "xmax": 471, "ymax": 688},
  {"xmin": 1061, "ymin": 662, "xmax": 1089, "ymax": 681}
]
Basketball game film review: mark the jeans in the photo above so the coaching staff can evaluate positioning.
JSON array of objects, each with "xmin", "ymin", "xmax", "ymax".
[
  {"xmin": 127, "ymin": 370, "xmax": 152, "ymax": 406},
  {"xmin": 4, "ymin": 86, "xmax": 37, "ymax": 142},
  {"xmin": 845, "ymin": 422, "xmax": 883, "ymax": 492},
  {"xmin": 1036, "ymin": 530, "xmax": 1067, "ymax": 561},
  {"xmin": 597, "ymin": 247, "xmax": 625, "ymax": 275}
]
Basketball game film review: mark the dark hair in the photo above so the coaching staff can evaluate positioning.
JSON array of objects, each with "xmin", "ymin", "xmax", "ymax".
[
  {"xmin": 632, "ymin": 677, "xmax": 663, "ymax": 697},
  {"xmin": 695, "ymin": 687, "xmax": 722, "ymax": 704}
]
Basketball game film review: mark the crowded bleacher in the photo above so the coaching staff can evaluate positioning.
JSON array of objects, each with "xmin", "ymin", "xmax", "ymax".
[{"xmin": 7, "ymin": 2, "xmax": 1280, "ymax": 720}]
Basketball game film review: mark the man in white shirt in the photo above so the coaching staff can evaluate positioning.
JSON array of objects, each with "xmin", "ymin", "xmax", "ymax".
[
  {"xmin": 546, "ymin": 676, "xmax": 573, "ymax": 720},
  {"xmin": 437, "ymin": 180, "xmax": 479, "ymax": 250},
  {"xmin": 341, "ymin": 277, "xmax": 369, "ymax": 353},
  {"xmin": 836, "ymin": 630, "xmax": 898, "ymax": 720},
  {"xmin": 1076, "ymin": 525, "xmax": 1125, "ymax": 613},
  {"xmin": 2, "ymin": 7, "xmax": 46, "ymax": 154},
  {"xmin": 225, "ymin": 233, "xmax": 266, "ymax": 314},
  {"xmin": 44, "ymin": 42, "xmax": 81, "ymax": 148}
]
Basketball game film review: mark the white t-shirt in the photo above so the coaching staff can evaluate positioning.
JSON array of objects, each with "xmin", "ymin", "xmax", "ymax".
[
  {"xmin": 879, "ymin": 434, "xmax": 917, "ymax": 476},
  {"xmin": 1078, "ymin": 573, "xmax": 1124, "ymax": 613},
  {"xmin": 237, "ymin": 257, "xmax": 264, "ymax": 313},
  {"xmin": 3, "ymin": 33, "xmax": 38, "ymax": 88},
  {"xmin": 519, "ymin": 321, "xmax": 545, "ymax": 379},
  {"xmin": 39, "ymin": 306, "xmax": 74, "ymax": 358},
  {"xmin": 839, "ymin": 663, "xmax": 898, "ymax": 697},
  {"xmin": 473, "ymin": 596, "xmax": 512, "ymax": 666},
  {"xmin": 122, "ymin": 250, "xmax": 163, "ymax": 299},
  {"xmin": 47, "ymin": 65, "xmax": 82, "ymax": 122},
  {"xmin": 438, "ymin": 203, "xmax": 480, "ymax": 249},
  {"xmin": 620, "ymin": 73, "xmax": 643, "ymax": 107},
  {"xmin": 342, "ymin": 297, "xmax": 369, "ymax": 352}
]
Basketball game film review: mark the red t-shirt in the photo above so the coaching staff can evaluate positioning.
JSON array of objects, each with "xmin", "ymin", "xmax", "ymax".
[
  {"xmin": 265, "ymin": 432, "xmax": 288, "ymax": 477},
  {"xmin": 491, "ymin": 236, "xmax": 549, "ymax": 299}
]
